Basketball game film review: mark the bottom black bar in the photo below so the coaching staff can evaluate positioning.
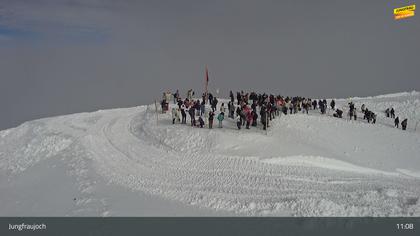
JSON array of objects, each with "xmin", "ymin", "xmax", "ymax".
[{"xmin": 0, "ymin": 217, "xmax": 419, "ymax": 236}]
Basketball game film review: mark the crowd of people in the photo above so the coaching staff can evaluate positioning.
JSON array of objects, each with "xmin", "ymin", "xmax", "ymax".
[{"xmin": 160, "ymin": 90, "xmax": 410, "ymax": 132}]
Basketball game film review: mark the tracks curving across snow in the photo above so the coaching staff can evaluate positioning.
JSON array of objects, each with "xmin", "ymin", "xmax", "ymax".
[
  {"xmin": 74, "ymin": 105, "xmax": 420, "ymax": 216},
  {"xmin": 1, "ymin": 92, "xmax": 420, "ymax": 216}
]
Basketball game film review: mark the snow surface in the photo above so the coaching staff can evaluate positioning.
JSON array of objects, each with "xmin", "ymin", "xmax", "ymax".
[{"xmin": 0, "ymin": 92, "xmax": 419, "ymax": 216}]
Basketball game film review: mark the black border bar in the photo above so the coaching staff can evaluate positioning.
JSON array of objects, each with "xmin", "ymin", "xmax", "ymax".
[{"xmin": 1, "ymin": 217, "xmax": 419, "ymax": 236}]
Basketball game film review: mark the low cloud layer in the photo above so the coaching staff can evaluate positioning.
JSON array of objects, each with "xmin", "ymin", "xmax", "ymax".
[{"xmin": 0, "ymin": 0, "xmax": 419, "ymax": 129}]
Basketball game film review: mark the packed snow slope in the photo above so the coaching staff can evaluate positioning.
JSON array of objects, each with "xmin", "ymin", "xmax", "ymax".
[{"xmin": 1, "ymin": 91, "xmax": 420, "ymax": 216}]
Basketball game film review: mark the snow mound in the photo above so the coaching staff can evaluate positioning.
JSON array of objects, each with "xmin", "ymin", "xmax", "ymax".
[{"xmin": 0, "ymin": 92, "xmax": 419, "ymax": 216}]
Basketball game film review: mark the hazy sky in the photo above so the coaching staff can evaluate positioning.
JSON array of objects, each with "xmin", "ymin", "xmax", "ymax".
[{"xmin": 0, "ymin": 0, "xmax": 419, "ymax": 129}]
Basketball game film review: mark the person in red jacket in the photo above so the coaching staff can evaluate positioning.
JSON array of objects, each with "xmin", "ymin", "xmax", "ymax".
[{"xmin": 246, "ymin": 110, "xmax": 253, "ymax": 129}]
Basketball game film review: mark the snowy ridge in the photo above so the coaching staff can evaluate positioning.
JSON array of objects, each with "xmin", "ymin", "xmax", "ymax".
[
  {"xmin": 336, "ymin": 91, "xmax": 420, "ymax": 131},
  {"xmin": 346, "ymin": 91, "xmax": 419, "ymax": 100},
  {"xmin": 0, "ymin": 92, "xmax": 420, "ymax": 216}
]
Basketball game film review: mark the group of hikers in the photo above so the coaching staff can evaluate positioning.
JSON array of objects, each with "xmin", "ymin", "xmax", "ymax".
[
  {"xmin": 160, "ymin": 89, "xmax": 410, "ymax": 131},
  {"xmin": 332, "ymin": 102, "xmax": 378, "ymax": 123},
  {"xmin": 385, "ymin": 107, "xmax": 408, "ymax": 130}
]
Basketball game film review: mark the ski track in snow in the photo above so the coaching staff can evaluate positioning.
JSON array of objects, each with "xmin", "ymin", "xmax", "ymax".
[{"xmin": 1, "ymin": 92, "xmax": 420, "ymax": 216}]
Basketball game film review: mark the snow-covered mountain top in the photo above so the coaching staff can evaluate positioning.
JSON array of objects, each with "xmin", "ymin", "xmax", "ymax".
[
  {"xmin": 344, "ymin": 90, "xmax": 419, "ymax": 100},
  {"xmin": 0, "ymin": 91, "xmax": 419, "ymax": 216}
]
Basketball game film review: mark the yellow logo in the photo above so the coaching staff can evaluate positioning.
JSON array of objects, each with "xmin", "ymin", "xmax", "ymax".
[{"xmin": 394, "ymin": 4, "xmax": 415, "ymax": 20}]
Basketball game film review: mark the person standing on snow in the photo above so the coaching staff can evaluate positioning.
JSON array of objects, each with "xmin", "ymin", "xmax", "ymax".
[
  {"xmin": 251, "ymin": 100, "xmax": 257, "ymax": 113},
  {"xmin": 246, "ymin": 110, "xmax": 253, "ymax": 129},
  {"xmin": 240, "ymin": 107, "xmax": 247, "ymax": 126},
  {"xmin": 312, "ymin": 100, "xmax": 317, "ymax": 110},
  {"xmin": 330, "ymin": 100, "xmax": 335, "ymax": 110},
  {"xmin": 195, "ymin": 100, "xmax": 201, "ymax": 117},
  {"xmin": 401, "ymin": 118, "xmax": 408, "ymax": 130},
  {"xmin": 282, "ymin": 104, "xmax": 288, "ymax": 115},
  {"xmin": 303, "ymin": 100, "xmax": 309, "ymax": 114},
  {"xmin": 236, "ymin": 107, "xmax": 242, "ymax": 122},
  {"xmin": 365, "ymin": 110, "xmax": 372, "ymax": 123},
  {"xmin": 208, "ymin": 93, "xmax": 214, "ymax": 105},
  {"xmin": 187, "ymin": 89, "xmax": 194, "ymax": 100},
  {"xmin": 318, "ymin": 100, "xmax": 324, "ymax": 114},
  {"xmin": 348, "ymin": 102, "xmax": 355, "ymax": 120},
  {"xmin": 237, "ymin": 92, "xmax": 242, "ymax": 105},
  {"xmin": 189, "ymin": 106, "xmax": 196, "ymax": 126},
  {"xmin": 236, "ymin": 114, "xmax": 242, "ymax": 130},
  {"xmin": 173, "ymin": 90, "xmax": 179, "ymax": 104},
  {"xmin": 171, "ymin": 107, "xmax": 176, "ymax": 124},
  {"xmin": 198, "ymin": 116, "xmax": 205, "ymax": 128},
  {"xmin": 217, "ymin": 112, "xmax": 224, "ymax": 128},
  {"xmin": 319, "ymin": 102, "xmax": 326, "ymax": 114},
  {"xmin": 394, "ymin": 117, "xmax": 400, "ymax": 128},
  {"xmin": 180, "ymin": 104, "xmax": 187, "ymax": 124},
  {"xmin": 293, "ymin": 102, "xmax": 298, "ymax": 114},
  {"xmin": 229, "ymin": 102, "xmax": 235, "ymax": 119},
  {"xmin": 211, "ymin": 97, "xmax": 218, "ymax": 112},
  {"xmin": 260, "ymin": 105, "xmax": 267, "ymax": 130},
  {"xmin": 177, "ymin": 98, "xmax": 183, "ymax": 109},
  {"xmin": 288, "ymin": 101, "xmax": 293, "ymax": 114},
  {"xmin": 252, "ymin": 110, "xmax": 258, "ymax": 126},
  {"xmin": 161, "ymin": 98, "xmax": 168, "ymax": 113},
  {"xmin": 202, "ymin": 93, "xmax": 206, "ymax": 104},
  {"xmin": 363, "ymin": 108, "xmax": 369, "ymax": 120},
  {"xmin": 208, "ymin": 111, "xmax": 215, "ymax": 129},
  {"xmin": 220, "ymin": 103, "xmax": 226, "ymax": 114},
  {"xmin": 165, "ymin": 91, "xmax": 172, "ymax": 104},
  {"xmin": 390, "ymin": 108, "xmax": 395, "ymax": 118},
  {"xmin": 171, "ymin": 107, "xmax": 179, "ymax": 124},
  {"xmin": 200, "ymin": 100, "xmax": 206, "ymax": 116}
]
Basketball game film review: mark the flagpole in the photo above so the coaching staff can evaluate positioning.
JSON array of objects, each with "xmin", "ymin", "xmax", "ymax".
[{"xmin": 205, "ymin": 65, "xmax": 209, "ymax": 103}]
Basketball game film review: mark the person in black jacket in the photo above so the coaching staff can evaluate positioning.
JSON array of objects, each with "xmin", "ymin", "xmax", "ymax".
[
  {"xmin": 211, "ymin": 97, "xmax": 218, "ymax": 112},
  {"xmin": 198, "ymin": 116, "xmax": 205, "ymax": 128},
  {"xmin": 330, "ymin": 100, "xmax": 335, "ymax": 110},
  {"xmin": 401, "ymin": 118, "xmax": 408, "ymax": 130},
  {"xmin": 208, "ymin": 111, "xmax": 214, "ymax": 129},
  {"xmin": 252, "ymin": 111, "xmax": 258, "ymax": 126},
  {"xmin": 208, "ymin": 93, "xmax": 213, "ymax": 105},
  {"xmin": 319, "ymin": 102, "xmax": 326, "ymax": 114},
  {"xmin": 390, "ymin": 108, "xmax": 395, "ymax": 118},
  {"xmin": 333, "ymin": 109, "xmax": 343, "ymax": 118},
  {"xmin": 348, "ymin": 102, "xmax": 355, "ymax": 120},
  {"xmin": 237, "ymin": 92, "xmax": 242, "ymax": 105},
  {"xmin": 394, "ymin": 117, "xmax": 399, "ymax": 128},
  {"xmin": 260, "ymin": 105, "xmax": 267, "ymax": 130},
  {"xmin": 312, "ymin": 100, "xmax": 317, "ymax": 110},
  {"xmin": 180, "ymin": 104, "xmax": 187, "ymax": 124}
]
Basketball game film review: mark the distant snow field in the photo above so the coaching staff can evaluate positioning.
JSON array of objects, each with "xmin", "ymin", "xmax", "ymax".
[{"xmin": 0, "ymin": 91, "xmax": 419, "ymax": 216}]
